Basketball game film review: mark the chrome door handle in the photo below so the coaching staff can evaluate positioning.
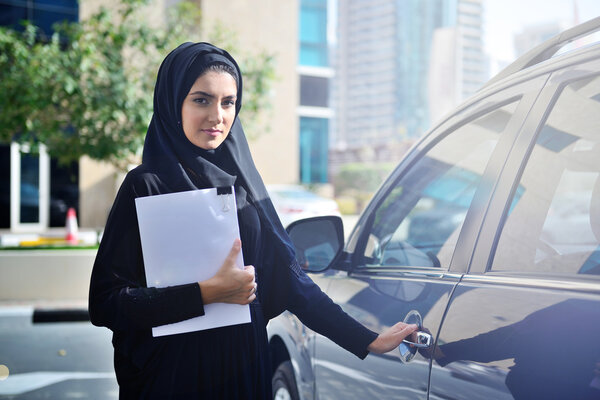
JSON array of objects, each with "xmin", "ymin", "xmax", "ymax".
[{"xmin": 402, "ymin": 331, "xmax": 432, "ymax": 349}]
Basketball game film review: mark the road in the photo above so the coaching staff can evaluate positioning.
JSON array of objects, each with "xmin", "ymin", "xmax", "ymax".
[{"xmin": 0, "ymin": 307, "xmax": 117, "ymax": 399}]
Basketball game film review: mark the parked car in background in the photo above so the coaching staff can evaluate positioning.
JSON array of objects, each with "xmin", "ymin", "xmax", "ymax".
[
  {"xmin": 267, "ymin": 18, "xmax": 600, "ymax": 400},
  {"xmin": 267, "ymin": 184, "xmax": 341, "ymax": 228}
]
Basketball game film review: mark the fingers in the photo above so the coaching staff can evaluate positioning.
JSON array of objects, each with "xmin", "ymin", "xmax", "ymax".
[
  {"xmin": 390, "ymin": 322, "xmax": 418, "ymax": 337},
  {"xmin": 247, "ymin": 282, "xmax": 258, "ymax": 302},
  {"xmin": 402, "ymin": 323, "xmax": 419, "ymax": 335}
]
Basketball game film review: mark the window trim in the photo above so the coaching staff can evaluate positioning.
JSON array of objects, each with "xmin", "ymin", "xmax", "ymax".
[{"xmin": 10, "ymin": 142, "xmax": 50, "ymax": 232}]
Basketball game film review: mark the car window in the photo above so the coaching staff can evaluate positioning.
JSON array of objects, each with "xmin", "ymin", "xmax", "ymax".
[
  {"xmin": 491, "ymin": 74, "xmax": 600, "ymax": 276},
  {"xmin": 362, "ymin": 100, "xmax": 519, "ymax": 269}
]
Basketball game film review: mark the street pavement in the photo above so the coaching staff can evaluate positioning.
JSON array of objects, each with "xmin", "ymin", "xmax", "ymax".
[{"xmin": 0, "ymin": 307, "xmax": 117, "ymax": 398}]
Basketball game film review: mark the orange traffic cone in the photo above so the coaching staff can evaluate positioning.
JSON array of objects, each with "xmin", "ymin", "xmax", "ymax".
[{"xmin": 65, "ymin": 207, "xmax": 79, "ymax": 245}]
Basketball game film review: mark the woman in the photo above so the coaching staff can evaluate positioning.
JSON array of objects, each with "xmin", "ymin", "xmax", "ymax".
[{"xmin": 89, "ymin": 42, "xmax": 417, "ymax": 399}]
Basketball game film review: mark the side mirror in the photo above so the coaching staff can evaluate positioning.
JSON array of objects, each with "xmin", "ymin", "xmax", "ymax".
[{"xmin": 286, "ymin": 216, "xmax": 344, "ymax": 273}]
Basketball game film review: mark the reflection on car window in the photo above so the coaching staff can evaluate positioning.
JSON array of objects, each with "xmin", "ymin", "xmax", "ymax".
[
  {"xmin": 492, "ymin": 75, "xmax": 600, "ymax": 276},
  {"xmin": 363, "ymin": 100, "xmax": 519, "ymax": 269}
]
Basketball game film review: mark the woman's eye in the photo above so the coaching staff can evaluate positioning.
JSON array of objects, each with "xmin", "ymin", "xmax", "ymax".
[
  {"xmin": 193, "ymin": 98, "xmax": 208, "ymax": 105},
  {"xmin": 223, "ymin": 100, "xmax": 236, "ymax": 107}
]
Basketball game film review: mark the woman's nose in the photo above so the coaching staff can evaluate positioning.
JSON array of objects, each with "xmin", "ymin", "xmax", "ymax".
[{"xmin": 208, "ymin": 104, "xmax": 224, "ymax": 123}]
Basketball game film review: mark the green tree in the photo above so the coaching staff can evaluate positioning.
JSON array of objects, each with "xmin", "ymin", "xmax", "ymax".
[{"xmin": 0, "ymin": 0, "xmax": 276, "ymax": 168}]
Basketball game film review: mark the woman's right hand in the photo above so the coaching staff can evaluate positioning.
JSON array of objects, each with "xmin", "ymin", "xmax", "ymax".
[{"xmin": 198, "ymin": 239, "xmax": 257, "ymax": 305}]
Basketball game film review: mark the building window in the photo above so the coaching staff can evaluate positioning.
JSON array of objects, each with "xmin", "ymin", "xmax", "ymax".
[
  {"xmin": 0, "ymin": 146, "xmax": 10, "ymax": 228},
  {"xmin": 0, "ymin": 0, "xmax": 79, "ymax": 230},
  {"xmin": 300, "ymin": 75, "xmax": 329, "ymax": 107},
  {"xmin": 0, "ymin": 0, "xmax": 78, "ymax": 35},
  {"xmin": 300, "ymin": 117, "xmax": 329, "ymax": 184},
  {"xmin": 299, "ymin": 0, "xmax": 328, "ymax": 67}
]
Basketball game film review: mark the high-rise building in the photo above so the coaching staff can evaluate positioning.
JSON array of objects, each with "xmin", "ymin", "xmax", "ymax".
[
  {"xmin": 429, "ymin": 0, "xmax": 487, "ymax": 124},
  {"xmin": 333, "ymin": 0, "xmax": 486, "ymax": 162}
]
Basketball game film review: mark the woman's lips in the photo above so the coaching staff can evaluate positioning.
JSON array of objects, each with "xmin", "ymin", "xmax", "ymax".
[{"xmin": 202, "ymin": 129, "xmax": 222, "ymax": 137}]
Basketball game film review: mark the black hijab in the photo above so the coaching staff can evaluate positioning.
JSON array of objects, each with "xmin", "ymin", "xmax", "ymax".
[{"xmin": 141, "ymin": 42, "xmax": 298, "ymax": 321}]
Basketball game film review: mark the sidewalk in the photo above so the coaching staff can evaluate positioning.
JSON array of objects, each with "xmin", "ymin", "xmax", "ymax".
[
  {"xmin": 0, "ymin": 228, "xmax": 99, "ymax": 247},
  {"xmin": 0, "ymin": 216, "xmax": 361, "ymax": 308},
  {"xmin": 0, "ymin": 249, "xmax": 96, "ymax": 303}
]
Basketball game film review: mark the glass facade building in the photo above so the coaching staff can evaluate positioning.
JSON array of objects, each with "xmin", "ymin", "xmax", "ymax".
[{"xmin": 298, "ymin": 0, "xmax": 332, "ymax": 184}]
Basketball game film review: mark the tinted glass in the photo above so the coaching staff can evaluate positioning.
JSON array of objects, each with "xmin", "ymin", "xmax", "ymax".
[
  {"xmin": 299, "ymin": 117, "xmax": 329, "ymax": 184},
  {"xmin": 300, "ymin": 75, "xmax": 329, "ymax": 107},
  {"xmin": 0, "ymin": 145, "xmax": 9, "ymax": 228},
  {"xmin": 491, "ymin": 75, "xmax": 600, "ymax": 276},
  {"xmin": 49, "ymin": 158, "xmax": 78, "ymax": 227},
  {"xmin": 0, "ymin": 0, "xmax": 78, "ymax": 34},
  {"xmin": 20, "ymin": 152, "xmax": 40, "ymax": 224},
  {"xmin": 299, "ymin": 0, "xmax": 328, "ymax": 67},
  {"xmin": 363, "ymin": 100, "xmax": 519, "ymax": 269}
]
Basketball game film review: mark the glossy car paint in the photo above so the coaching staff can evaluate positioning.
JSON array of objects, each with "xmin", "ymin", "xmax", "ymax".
[
  {"xmin": 267, "ymin": 24, "xmax": 600, "ymax": 400},
  {"xmin": 428, "ymin": 54, "xmax": 600, "ymax": 399}
]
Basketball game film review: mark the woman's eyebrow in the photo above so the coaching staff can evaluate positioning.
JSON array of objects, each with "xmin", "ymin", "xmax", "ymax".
[
  {"xmin": 188, "ymin": 90, "xmax": 214, "ymax": 98},
  {"xmin": 188, "ymin": 91, "xmax": 237, "ymax": 99}
]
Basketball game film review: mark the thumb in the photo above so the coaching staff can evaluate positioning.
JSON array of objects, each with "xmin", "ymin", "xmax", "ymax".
[{"xmin": 223, "ymin": 239, "xmax": 241, "ymax": 267}]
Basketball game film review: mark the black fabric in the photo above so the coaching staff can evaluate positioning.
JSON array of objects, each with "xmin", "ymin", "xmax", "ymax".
[{"xmin": 89, "ymin": 42, "xmax": 378, "ymax": 399}]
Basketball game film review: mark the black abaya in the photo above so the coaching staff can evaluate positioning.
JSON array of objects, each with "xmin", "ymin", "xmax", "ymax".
[
  {"xmin": 101, "ymin": 170, "xmax": 271, "ymax": 398},
  {"xmin": 88, "ymin": 42, "xmax": 378, "ymax": 399},
  {"xmin": 90, "ymin": 165, "xmax": 376, "ymax": 399}
]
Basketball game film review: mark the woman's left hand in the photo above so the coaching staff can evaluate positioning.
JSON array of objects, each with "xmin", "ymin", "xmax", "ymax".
[{"xmin": 367, "ymin": 322, "xmax": 419, "ymax": 354}]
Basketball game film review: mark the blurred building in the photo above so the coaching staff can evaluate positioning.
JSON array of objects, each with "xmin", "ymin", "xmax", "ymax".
[
  {"xmin": 199, "ymin": 0, "xmax": 300, "ymax": 186},
  {"xmin": 331, "ymin": 0, "xmax": 486, "ymax": 167},
  {"xmin": 0, "ymin": 0, "xmax": 309, "ymax": 234},
  {"xmin": 201, "ymin": 0, "xmax": 335, "ymax": 186},
  {"xmin": 514, "ymin": 22, "xmax": 565, "ymax": 57},
  {"xmin": 297, "ymin": 0, "xmax": 335, "ymax": 185},
  {"xmin": 429, "ymin": 0, "xmax": 488, "ymax": 124}
]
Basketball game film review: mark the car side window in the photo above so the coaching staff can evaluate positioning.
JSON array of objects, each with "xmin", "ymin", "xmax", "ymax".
[
  {"xmin": 491, "ymin": 75, "xmax": 600, "ymax": 276},
  {"xmin": 362, "ymin": 100, "xmax": 519, "ymax": 269}
]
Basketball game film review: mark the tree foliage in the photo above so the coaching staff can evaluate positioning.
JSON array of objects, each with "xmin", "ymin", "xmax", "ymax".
[
  {"xmin": 333, "ymin": 162, "xmax": 396, "ymax": 195},
  {"xmin": 0, "ymin": 0, "xmax": 276, "ymax": 168}
]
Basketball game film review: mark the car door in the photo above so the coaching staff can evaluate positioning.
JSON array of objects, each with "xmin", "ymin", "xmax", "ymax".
[
  {"xmin": 310, "ymin": 74, "xmax": 549, "ymax": 399},
  {"xmin": 429, "ymin": 56, "xmax": 600, "ymax": 399}
]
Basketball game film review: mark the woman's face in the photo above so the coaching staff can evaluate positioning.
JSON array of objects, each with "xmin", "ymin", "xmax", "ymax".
[{"xmin": 181, "ymin": 70, "xmax": 237, "ymax": 150}]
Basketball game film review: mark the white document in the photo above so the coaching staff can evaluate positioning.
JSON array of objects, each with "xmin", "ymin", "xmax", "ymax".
[{"xmin": 135, "ymin": 187, "xmax": 251, "ymax": 337}]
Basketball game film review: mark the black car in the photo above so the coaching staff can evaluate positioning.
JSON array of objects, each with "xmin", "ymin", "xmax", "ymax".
[{"xmin": 268, "ymin": 17, "xmax": 600, "ymax": 400}]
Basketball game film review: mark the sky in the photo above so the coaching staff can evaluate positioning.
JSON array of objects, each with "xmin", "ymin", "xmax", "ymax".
[{"xmin": 484, "ymin": 0, "xmax": 600, "ymax": 63}]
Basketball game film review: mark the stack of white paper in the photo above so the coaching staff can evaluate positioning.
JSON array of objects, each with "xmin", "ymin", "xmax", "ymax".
[{"xmin": 135, "ymin": 187, "xmax": 251, "ymax": 337}]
